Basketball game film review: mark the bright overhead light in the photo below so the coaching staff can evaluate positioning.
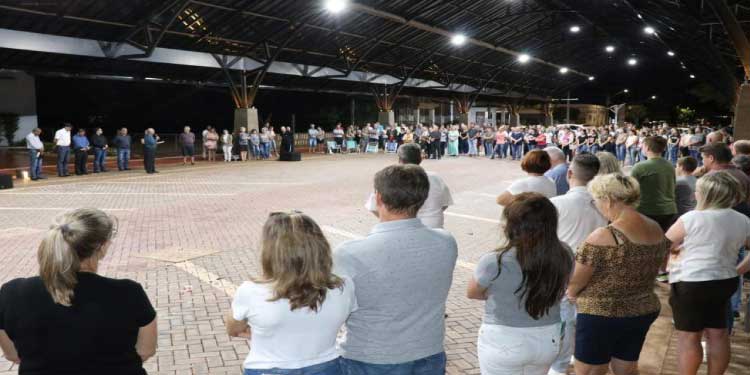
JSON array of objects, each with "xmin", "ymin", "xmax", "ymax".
[
  {"xmin": 644, "ymin": 26, "xmax": 656, "ymax": 35},
  {"xmin": 517, "ymin": 54, "xmax": 531, "ymax": 64},
  {"xmin": 569, "ymin": 25, "xmax": 581, "ymax": 33},
  {"xmin": 605, "ymin": 45, "xmax": 615, "ymax": 53},
  {"xmin": 690, "ymin": 74, "xmax": 696, "ymax": 79},
  {"xmin": 624, "ymin": 89, "xmax": 629, "ymax": 93},
  {"xmin": 667, "ymin": 51, "xmax": 675, "ymax": 57},
  {"xmin": 637, "ymin": 13, "xmax": 643, "ymax": 19},
  {"xmin": 559, "ymin": 67, "xmax": 569, "ymax": 74},
  {"xmin": 324, "ymin": 0, "xmax": 347, "ymax": 13},
  {"xmin": 450, "ymin": 33, "xmax": 467, "ymax": 46},
  {"xmin": 627, "ymin": 58, "xmax": 638, "ymax": 66},
  {"xmin": 651, "ymin": 95, "xmax": 657, "ymax": 99},
  {"xmin": 588, "ymin": 76, "xmax": 595, "ymax": 81}
]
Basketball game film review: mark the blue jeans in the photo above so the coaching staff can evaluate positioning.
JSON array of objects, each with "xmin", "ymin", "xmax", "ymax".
[
  {"xmin": 261, "ymin": 143, "xmax": 270, "ymax": 159},
  {"xmin": 340, "ymin": 352, "xmax": 446, "ymax": 375},
  {"xmin": 511, "ymin": 144, "xmax": 522, "ymax": 160},
  {"xmin": 668, "ymin": 145, "xmax": 679, "ymax": 165},
  {"xmin": 244, "ymin": 358, "xmax": 341, "ymax": 375},
  {"xmin": 309, "ymin": 138, "xmax": 318, "ymax": 148},
  {"xmin": 628, "ymin": 146, "xmax": 639, "ymax": 165},
  {"xmin": 484, "ymin": 141, "xmax": 494, "ymax": 157},
  {"xmin": 94, "ymin": 148, "xmax": 106, "ymax": 172},
  {"xmin": 578, "ymin": 145, "xmax": 589, "ymax": 154},
  {"xmin": 727, "ymin": 247, "xmax": 746, "ymax": 334},
  {"xmin": 56, "ymin": 146, "xmax": 70, "ymax": 176},
  {"xmin": 493, "ymin": 143, "xmax": 507, "ymax": 159},
  {"xmin": 689, "ymin": 149, "xmax": 703, "ymax": 166},
  {"xmin": 251, "ymin": 144, "xmax": 260, "ymax": 158},
  {"xmin": 117, "ymin": 148, "xmax": 130, "ymax": 170},
  {"xmin": 28, "ymin": 150, "xmax": 42, "ymax": 179},
  {"xmin": 616, "ymin": 144, "xmax": 626, "ymax": 161}
]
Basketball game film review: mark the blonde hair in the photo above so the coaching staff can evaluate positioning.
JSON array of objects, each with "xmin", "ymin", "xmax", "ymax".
[
  {"xmin": 588, "ymin": 173, "xmax": 640, "ymax": 206},
  {"xmin": 596, "ymin": 152, "xmax": 622, "ymax": 175},
  {"xmin": 38, "ymin": 208, "xmax": 115, "ymax": 306},
  {"xmin": 259, "ymin": 211, "xmax": 343, "ymax": 311},
  {"xmin": 696, "ymin": 171, "xmax": 744, "ymax": 210}
]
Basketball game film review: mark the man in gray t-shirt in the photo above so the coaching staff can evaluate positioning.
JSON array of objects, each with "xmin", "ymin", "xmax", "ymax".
[{"xmin": 335, "ymin": 164, "xmax": 457, "ymax": 371}]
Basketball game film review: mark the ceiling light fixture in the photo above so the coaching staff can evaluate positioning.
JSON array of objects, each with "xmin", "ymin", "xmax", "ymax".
[
  {"xmin": 651, "ymin": 95, "xmax": 657, "ymax": 99},
  {"xmin": 570, "ymin": 25, "xmax": 581, "ymax": 33},
  {"xmin": 690, "ymin": 74, "xmax": 696, "ymax": 79},
  {"xmin": 323, "ymin": 0, "xmax": 347, "ymax": 14},
  {"xmin": 624, "ymin": 89, "xmax": 629, "ymax": 93},
  {"xmin": 627, "ymin": 58, "xmax": 638, "ymax": 66},
  {"xmin": 588, "ymin": 76, "xmax": 595, "ymax": 81},
  {"xmin": 605, "ymin": 45, "xmax": 615, "ymax": 53},
  {"xmin": 559, "ymin": 67, "xmax": 569, "ymax": 74},
  {"xmin": 517, "ymin": 54, "xmax": 531, "ymax": 64},
  {"xmin": 644, "ymin": 26, "xmax": 656, "ymax": 35},
  {"xmin": 450, "ymin": 33, "xmax": 467, "ymax": 46},
  {"xmin": 667, "ymin": 51, "xmax": 675, "ymax": 57}
]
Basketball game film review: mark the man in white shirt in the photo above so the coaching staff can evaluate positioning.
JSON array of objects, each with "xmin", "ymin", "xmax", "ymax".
[
  {"xmin": 548, "ymin": 153, "xmax": 607, "ymax": 375},
  {"xmin": 365, "ymin": 143, "xmax": 453, "ymax": 228},
  {"xmin": 308, "ymin": 124, "xmax": 318, "ymax": 152},
  {"xmin": 25, "ymin": 128, "xmax": 46, "ymax": 181},
  {"xmin": 53, "ymin": 123, "xmax": 72, "ymax": 177}
]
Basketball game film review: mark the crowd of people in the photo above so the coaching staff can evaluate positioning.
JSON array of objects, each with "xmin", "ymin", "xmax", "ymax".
[{"xmin": 8, "ymin": 118, "xmax": 750, "ymax": 375}]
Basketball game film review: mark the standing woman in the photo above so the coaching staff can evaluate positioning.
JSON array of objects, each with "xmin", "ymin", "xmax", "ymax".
[
  {"xmin": 468, "ymin": 193, "xmax": 573, "ymax": 375},
  {"xmin": 267, "ymin": 126, "xmax": 278, "ymax": 158},
  {"xmin": 221, "ymin": 130, "xmax": 233, "ymax": 162},
  {"xmin": 626, "ymin": 129, "xmax": 639, "ymax": 165},
  {"xmin": 225, "ymin": 211, "xmax": 356, "ymax": 375},
  {"xmin": 496, "ymin": 150, "xmax": 556, "ymax": 206},
  {"xmin": 665, "ymin": 171, "xmax": 750, "ymax": 375},
  {"xmin": 205, "ymin": 128, "xmax": 219, "ymax": 162},
  {"xmin": 0, "ymin": 208, "xmax": 157, "ymax": 374},
  {"xmin": 238, "ymin": 127, "xmax": 249, "ymax": 162},
  {"xmin": 448, "ymin": 125, "xmax": 460, "ymax": 157},
  {"xmin": 459, "ymin": 125, "xmax": 469, "ymax": 155},
  {"xmin": 567, "ymin": 174, "xmax": 669, "ymax": 375},
  {"xmin": 316, "ymin": 128, "xmax": 326, "ymax": 154},
  {"xmin": 493, "ymin": 126, "xmax": 507, "ymax": 159}
]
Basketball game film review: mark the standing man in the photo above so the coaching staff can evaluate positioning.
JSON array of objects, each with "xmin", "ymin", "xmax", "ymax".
[
  {"xmin": 113, "ymin": 127, "xmax": 132, "ymax": 171},
  {"xmin": 337, "ymin": 164, "xmax": 457, "ymax": 373},
  {"xmin": 365, "ymin": 143, "xmax": 453, "ymax": 229},
  {"xmin": 53, "ymin": 123, "xmax": 72, "ymax": 177},
  {"xmin": 179, "ymin": 126, "xmax": 196, "ymax": 165},
  {"xmin": 548, "ymin": 154, "xmax": 606, "ymax": 375},
  {"xmin": 141, "ymin": 128, "xmax": 162, "ymax": 174},
  {"xmin": 202, "ymin": 126, "xmax": 212, "ymax": 160},
  {"xmin": 25, "ymin": 128, "xmax": 45, "ymax": 181},
  {"xmin": 91, "ymin": 128, "xmax": 108, "ymax": 173},
  {"xmin": 308, "ymin": 124, "xmax": 318, "ymax": 153},
  {"xmin": 544, "ymin": 146, "xmax": 570, "ymax": 195},
  {"xmin": 72, "ymin": 128, "xmax": 90, "ymax": 175}
]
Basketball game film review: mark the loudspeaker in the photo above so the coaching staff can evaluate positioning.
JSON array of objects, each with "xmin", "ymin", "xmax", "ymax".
[
  {"xmin": 0, "ymin": 174, "xmax": 13, "ymax": 189},
  {"xmin": 279, "ymin": 152, "xmax": 301, "ymax": 162}
]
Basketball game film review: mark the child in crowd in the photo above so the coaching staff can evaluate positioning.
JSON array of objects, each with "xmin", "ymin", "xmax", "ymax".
[{"xmin": 675, "ymin": 156, "xmax": 698, "ymax": 216}]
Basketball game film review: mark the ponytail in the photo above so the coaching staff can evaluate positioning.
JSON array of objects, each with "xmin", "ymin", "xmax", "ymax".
[{"xmin": 37, "ymin": 209, "xmax": 115, "ymax": 306}]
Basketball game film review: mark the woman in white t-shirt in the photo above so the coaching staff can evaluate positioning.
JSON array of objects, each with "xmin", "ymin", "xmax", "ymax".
[
  {"xmin": 496, "ymin": 149, "xmax": 556, "ymax": 206},
  {"xmin": 665, "ymin": 171, "xmax": 750, "ymax": 375},
  {"xmin": 225, "ymin": 211, "xmax": 356, "ymax": 375}
]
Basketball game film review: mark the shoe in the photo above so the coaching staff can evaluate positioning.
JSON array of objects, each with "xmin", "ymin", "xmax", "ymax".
[
  {"xmin": 30, "ymin": 177, "xmax": 38, "ymax": 181},
  {"xmin": 124, "ymin": 168, "xmax": 131, "ymax": 170},
  {"xmin": 38, "ymin": 176, "xmax": 47, "ymax": 179}
]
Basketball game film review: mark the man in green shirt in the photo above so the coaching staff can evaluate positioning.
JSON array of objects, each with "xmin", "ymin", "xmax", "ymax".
[{"xmin": 631, "ymin": 136, "xmax": 677, "ymax": 232}]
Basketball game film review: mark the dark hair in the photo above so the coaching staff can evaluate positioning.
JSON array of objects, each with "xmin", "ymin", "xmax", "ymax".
[
  {"xmin": 643, "ymin": 136, "xmax": 667, "ymax": 154},
  {"xmin": 373, "ymin": 164, "xmax": 429, "ymax": 216},
  {"xmin": 397, "ymin": 143, "xmax": 422, "ymax": 165},
  {"xmin": 495, "ymin": 193, "xmax": 573, "ymax": 319},
  {"xmin": 677, "ymin": 156, "xmax": 698, "ymax": 173},
  {"xmin": 571, "ymin": 153, "xmax": 600, "ymax": 182},
  {"xmin": 733, "ymin": 155, "xmax": 750, "ymax": 175},
  {"xmin": 521, "ymin": 150, "xmax": 551, "ymax": 174},
  {"xmin": 699, "ymin": 142, "xmax": 733, "ymax": 163}
]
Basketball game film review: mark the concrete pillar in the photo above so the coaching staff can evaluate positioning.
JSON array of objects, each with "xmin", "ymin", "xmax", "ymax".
[
  {"xmin": 492, "ymin": 108, "xmax": 498, "ymax": 126},
  {"xmin": 234, "ymin": 107, "xmax": 259, "ymax": 133},
  {"xmin": 0, "ymin": 71, "xmax": 37, "ymax": 145},
  {"xmin": 378, "ymin": 110, "xmax": 395, "ymax": 126},
  {"xmin": 450, "ymin": 100, "xmax": 454, "ymax": 122},
  {"xmin": 735, "ymin": 83, "xmax": 750, "ymax": 140},
  {"xmin": 429, "ymin": 108, "xmax": 436, "ymax": 125},
  {"xmin": 415, "ymin": 108, "xmax": 420, "ymax": 124}
]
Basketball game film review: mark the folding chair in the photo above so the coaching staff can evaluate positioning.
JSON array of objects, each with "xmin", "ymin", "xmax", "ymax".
[{"xmin": 327, "ymin": 141, "xmax": 341, "ymax": 154}]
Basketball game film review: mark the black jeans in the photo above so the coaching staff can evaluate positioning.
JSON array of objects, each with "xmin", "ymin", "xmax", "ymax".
[
  {"xmin": 74, "ymin": 149, "xmax": 88, "ymax": 174},
  {"xmin": 430, "ymin": 141, "xmax": 441, "ymax": 159},
  {"xmin": 143, "ymin": 147, "xmax": 156, "ymax": 173}
]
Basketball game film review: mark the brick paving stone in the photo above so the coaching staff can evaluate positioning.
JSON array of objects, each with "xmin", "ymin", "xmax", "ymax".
[{"xmin": 0, "ymin": 154, "xmax": 747, "ymax": 374}]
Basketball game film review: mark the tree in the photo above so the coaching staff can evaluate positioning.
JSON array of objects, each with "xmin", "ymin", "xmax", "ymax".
[
  {"xmin": 675, "ymin": 106, "xmax": 696, "ymax": 124},
  {"xmin": 0, "ymin": 113, "xmax": 19, "ymax": 145},
  {"xmin": 625, "ymin": 105, "xmax": 648, "ymax": 126}
]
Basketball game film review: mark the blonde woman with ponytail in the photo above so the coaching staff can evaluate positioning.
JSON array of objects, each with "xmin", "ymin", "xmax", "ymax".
[
  {"xmin": 0, "ymin": 208, "xmax": 157, "ymax": 375},
  {"xmin": 225, "ymin": 211, "xmax": 356, "ymax": 375}
]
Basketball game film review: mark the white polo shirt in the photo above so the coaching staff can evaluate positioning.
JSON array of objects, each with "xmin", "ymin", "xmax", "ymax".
[
  {"xmin": 365, "ymin": 171, "xmax": 454, "ymax": 229},
  {"xmin": 550, "ymin": 186, "xmax": 607, "ymax": 252},
  {"xmin": 54, "ymin": 128, "xmax": 71, "ymax": 147}
]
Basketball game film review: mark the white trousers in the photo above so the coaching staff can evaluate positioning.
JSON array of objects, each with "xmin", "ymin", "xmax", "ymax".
[
  {"xmin": 223, "ymin": 145, "xmax": 233, "ymax": 161},
  {"xmin": 478, "ymin": 323, "xmax": 562, "ymax": 375}
]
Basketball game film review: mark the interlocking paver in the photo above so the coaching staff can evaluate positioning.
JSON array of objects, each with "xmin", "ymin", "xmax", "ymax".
[{"xmin": 0, "ymin": 154, "xmax": 746, "ymax": 374}]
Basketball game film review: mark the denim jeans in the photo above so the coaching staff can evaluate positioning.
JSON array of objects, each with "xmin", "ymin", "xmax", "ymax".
[
  {"xmin": 93, "ymin": 148, "xmax": 106, "ymax": 172},
  {"xmin": 28, "ymin": 150, "xmax": 42, "ymax": 179},
  {"xmin": 484, "ymin": 141, "xmax": 494, "ymax": 157},
  {"xmin": 511, "ymin": 144, "xmax": 522, "ymax": 160},
  {"xmin": 56, "ymin": 146, "xmax": 70, "ymax": 176},
  {"xmin": 251, "ymin": 144, "xmax": 260, "ymax": 158},
  {"xmin": 689, "ymin": 149, "xmax": 703, "ymax": 166},
  {"xmin": 117, "ymin": 148, "xmax": 130, "ymax": 170},
  {"xmin": 340, "ymin": 352, "xmax": 446, "ymax": 375},
  {"xmin": 616, "ymin": 144, "xmax": 626, "ymax": 161},
  {"xmin": 668, "ymin": 145, "xmax": 679, "ymax": 165},
  {"xmin": 628, "ymin": 146, "xmax": 639, "ymax": 165},
  {"xmin": 589, "ymin": 144, "xmax": 599, "ymax": 154},
  {"xmin": 493, "ymin": 143, "xmax": 506, "ymax": 159},
  {"xmin": 244, "ymin": 358, "xmax": 341, "ymax": 375},
  {"xmin": 261, "ymin": 143, "xmax": 270, "ymax": 159},
  {"xmin": 309, "ymin": 138, "xmax": 318, "ymax": 148},
  {"xmin": 727, "ymin": 247, "xmax": 746, "ymax": 334}
]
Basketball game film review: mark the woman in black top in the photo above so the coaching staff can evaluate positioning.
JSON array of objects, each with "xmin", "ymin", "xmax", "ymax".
[
  {"xmin": 0, "ymin": 208, "xmax": 157, "ymax": 375},
  {"xmin": 91, "ymin": 127, "xmax": 109, "ymax": 173},
  {"xmin": 459, "ymin": 126, "xmax": 469, "ymax": 155}
]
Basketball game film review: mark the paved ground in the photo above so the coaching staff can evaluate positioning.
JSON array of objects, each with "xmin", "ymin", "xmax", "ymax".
[{"xmin": 0, "ymin": 153, "xmax": 747, "ymax": 374}]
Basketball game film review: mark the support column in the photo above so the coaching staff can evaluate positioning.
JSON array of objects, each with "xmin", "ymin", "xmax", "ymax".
[
  {"xmin": 0, "ymin": 71, "xmax": 37, "ymax": 145},
  {"xmin": 415, "ymin": 108, "xmax": 421, "ymax": 124},
  {"xmin": 450, "ymin": 100, "xmax": 454, "ymax": 122},
  {"xmin": 350, "ymin": 97, "xmax": 355, "ymax": 125},
  {"xmin": 735, "ymin": 83, "xmax": 750, "ymax": 140},
  {"xmin": 378, "ymin": 110, "xmax": 395, "ymax": 126},
  {"xmin": 234, "ymin": 107, "xmax": 259, "ymax": 133},
  {"xmin": 430, "ymin": 108, "xmax": 436, "ymax": 125}
]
